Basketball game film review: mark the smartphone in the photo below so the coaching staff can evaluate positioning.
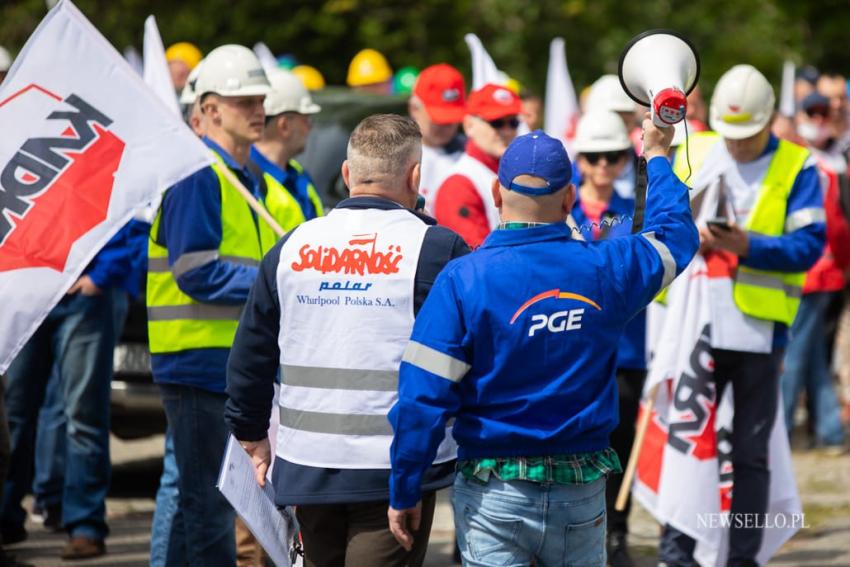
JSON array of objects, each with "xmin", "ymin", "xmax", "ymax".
[{"xmin": 706, "ymin": 217, "xmax": 732, "ymax": 231}]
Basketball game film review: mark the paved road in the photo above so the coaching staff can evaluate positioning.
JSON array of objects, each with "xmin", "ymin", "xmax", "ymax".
[{"xmin": 5, "ymin": 435, "xmax": 850, "ymax": 566}]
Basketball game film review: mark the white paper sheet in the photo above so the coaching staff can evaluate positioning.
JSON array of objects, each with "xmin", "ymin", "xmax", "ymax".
[{"xmin": 217, "ymin": 435, "xmax": 297, "ymax": 567}]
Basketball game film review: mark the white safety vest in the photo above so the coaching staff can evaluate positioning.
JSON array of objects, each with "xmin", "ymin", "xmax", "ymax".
[
  {"xmin": 433, "ymin": 153, "xmax": 501, "ymax": 230},
  {"xmin": 276, "ymin": 206, "xmax": 457, "ymax": 468},
  {"xmin": 419, "ymin": 144, "xmax": 464, "ymax": 216}
]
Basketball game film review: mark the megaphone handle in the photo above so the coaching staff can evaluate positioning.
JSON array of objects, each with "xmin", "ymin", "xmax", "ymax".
[
  {"xmin": 650, "ymin": 104, "xmax": 670, "ymax": 128},
  {"xmin": 631, "ymin": 156, "xmax": 648, "ymax": 234}
]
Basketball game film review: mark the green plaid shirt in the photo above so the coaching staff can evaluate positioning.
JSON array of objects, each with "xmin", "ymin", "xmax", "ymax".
[{"xmin": 458, "ymin": 448, "xmax": 622, "ymax": 485}]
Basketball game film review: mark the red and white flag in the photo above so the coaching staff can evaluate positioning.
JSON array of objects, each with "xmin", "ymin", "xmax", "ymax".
[
  {"xmin": 0, "ymin": 0, "xmax": 212, "ymax": 373},
  {"xmin": 633, "ymin": 254, "xmax": 801, "ymax": 566}
]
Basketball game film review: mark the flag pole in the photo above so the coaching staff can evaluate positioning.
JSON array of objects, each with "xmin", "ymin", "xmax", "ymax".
[
  {"xmin": 218, "ymin": 166, "xmax": 286, "ymax": 238},
  {"xmin": 615, "ymin": 382, "xmax": 660, "ymax": 511}
]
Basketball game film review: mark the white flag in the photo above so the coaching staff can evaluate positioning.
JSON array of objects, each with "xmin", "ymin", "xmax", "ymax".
[
  {"xmin": 143, "ymin": 15, "xmax": 180, "ymax": 116},
  {"xmin": 253, "ymin": 42, "xmax": 278, "ymax": 75},
  {"xmin": 544, "ymin": 38, "xmax": 580, "ymax": 154},
  {"xmin": 464, "ymin": 33, "xmax": 506, "ymax": 90},
  {"xmin": 0, "ymin": 0, "xmax": 212, "ymax": 373},
  {"xmin": 779, "ymin": 60, "xmax": 796, "ymax": 118}
]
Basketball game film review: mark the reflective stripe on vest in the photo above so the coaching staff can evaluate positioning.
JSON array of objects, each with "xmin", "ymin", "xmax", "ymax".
[
  {"xmin": 146, "ymin": 150, "xmax": 268, "ymax": 354},
  {"xmin": 275, "ymin": 207, "xmax": 457, "ymax": 469},
  {"xmin": 672, "ymin": 132, "xmax": 811, "ymax": 324}
]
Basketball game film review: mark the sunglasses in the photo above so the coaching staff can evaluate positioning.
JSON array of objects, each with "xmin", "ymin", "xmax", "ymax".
[
  {"xmin": 486, "ymin": 116, "xmax": 521, "ymax": 129},
  {"xmin": 583, "ymin": 150, "xmax": 630, "ymax": 165},
  {"xmin": 804, "ymin": 105, "xmax": 830, "ymax": 118}
]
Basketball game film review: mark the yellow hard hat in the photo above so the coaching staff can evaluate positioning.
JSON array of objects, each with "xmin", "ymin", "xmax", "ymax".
[
  {"xmin": 165, "ymin": 42, "xmax": 203, "ymax": 70},
  {"xmin": 347, "ymin": 49, "xmax": 392, "ymax": 87},
  {"xmin": 505, "ymin": 77, "xmax": 522, "ymax": 96},
  {"xmin": 292, "ymin": 65, "xmax": 326, "ymax": 91}
]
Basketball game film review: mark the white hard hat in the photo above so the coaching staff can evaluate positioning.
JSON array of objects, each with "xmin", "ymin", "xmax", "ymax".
[
  {"xmin": 179, "ymin": 59, "xmax": 203, "ymax": 105},
  {"xmin": 573, "ymin": 110, "xmax": 633, "ymax": 153},
  {"xmin": 264, "ymin": 69, "xmax": 321, "ymax": 116},
  {"xmin": 194, "ymin": 44, "xmax": 270, "ymax": 99},
  {"xmin": 709, "ymin": 64, "xmax": 775, "ymax": 140},
  {"xmin": 0, "ymin": 46, "xmax": 12, "ymax": 72},
  {"xmin": 586, "ymin": 74, "xmax": 635, "ymax": 113}
]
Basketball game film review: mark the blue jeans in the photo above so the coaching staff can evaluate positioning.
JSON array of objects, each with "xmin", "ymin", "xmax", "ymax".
[
  {"xmin": 452, "ymin": 474, "xmax": 607, "ymax": 567},
  {"xmin": 781, "ymin": 292, "xmax": 845, "ymax": 446},
  {"xmin": 159, "ymin": 383, "xmax": 235, "ymax": 566},
  {"xmin": 2, "ymin": 288, "xmax": 127, "ymax": 540},
  {"xmin": 150, "ymin": 428, "xmax": 185, "ymax": 566},
  {"xmin": 33, "ymin": 366, "xmax": 66, "ymax": 512}
]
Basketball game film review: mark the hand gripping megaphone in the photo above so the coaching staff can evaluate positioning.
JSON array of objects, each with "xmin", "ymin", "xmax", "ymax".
[{"xmin": 618, "ymin": 30, "xmax": 700, "ymax": 128}]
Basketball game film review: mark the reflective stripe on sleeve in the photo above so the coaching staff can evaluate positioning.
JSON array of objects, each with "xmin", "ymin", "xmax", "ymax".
[
  {"xmin": 170, "ymin": 251, "xmax": 259, "ymax": 278},
  {"xmin": 641, "ymin": 231, "xmax": 676, "ymax": 289},
  {"xmin": 172, "ymin": 250, "xmax": 220, "ymax": 278},
  {"xmin": 402, "ymin": 341, "xmax": 470, "ymax": 383},
  {"xmin": 785, "ymin": 207, "xmax": 825, "ymax": 232}
]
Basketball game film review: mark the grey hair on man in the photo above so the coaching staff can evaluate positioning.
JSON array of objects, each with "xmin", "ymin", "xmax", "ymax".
[{"xmin": 343, "ymin": 114, "xmax": 423, "ymax": 207}]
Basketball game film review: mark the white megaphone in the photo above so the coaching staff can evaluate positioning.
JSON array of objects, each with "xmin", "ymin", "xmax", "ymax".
[{"xmin": 618, "ymin": 30, "xmax": 700, "ymax": 128}]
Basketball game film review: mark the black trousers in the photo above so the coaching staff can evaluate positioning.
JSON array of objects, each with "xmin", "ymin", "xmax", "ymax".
[
  {"xmin": 296, "ymin": 491, "xmax": 437, "ymax": 567},
  {"xmin": 659, "ymin": 347, "xmax": 783, "ymax": 567},
  {"xmin": 606, "ymin": 368, "xmax": 647, "ymax": 536}
]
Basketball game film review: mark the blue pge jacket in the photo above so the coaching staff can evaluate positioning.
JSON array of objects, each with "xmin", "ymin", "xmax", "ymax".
[
  {"xmin": 571, "ymin": 192, "xmax": 646, "ymax": 370},
  {"xmin": 388, "ymin": 156, "xmax": 699, "ymax": 509}
]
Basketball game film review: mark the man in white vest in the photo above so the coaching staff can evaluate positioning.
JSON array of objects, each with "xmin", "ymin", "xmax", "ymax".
[
  {"xmin": 433, "ymin": 83, "xmax": 522, "ymax": 247},
  {"xmin": 224, "ymin": 114, "xmax": 469, "ymax": 566}
]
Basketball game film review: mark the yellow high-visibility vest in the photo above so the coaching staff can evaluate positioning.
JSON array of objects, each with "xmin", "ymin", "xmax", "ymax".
[
  {"xmin": 146, "ymin": 151, "xmax": 277, "ymax": 354},
  {"xmin": 257, "ymin": 159, "xmax": 324, "ymax": 242},
  {"xmin": 672, "ymin": 132, "xmax": 811, "ymax": 325}
]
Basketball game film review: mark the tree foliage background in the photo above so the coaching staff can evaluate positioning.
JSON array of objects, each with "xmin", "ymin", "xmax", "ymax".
[{"xmin": 2, "ymin": 0, "xmax": 848, "ymax": 96}]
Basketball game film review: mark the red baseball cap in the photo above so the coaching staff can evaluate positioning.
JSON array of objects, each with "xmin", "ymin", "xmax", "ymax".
[
  {"xmin": 413, "ymin": 63, "xmax": 466, "ymax": 124},
  {"xmin": 466, "ymin": 83, "xmax": 521, "ymax": 121}
]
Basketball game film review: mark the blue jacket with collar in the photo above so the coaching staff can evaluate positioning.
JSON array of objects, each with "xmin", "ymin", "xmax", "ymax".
[{"xmin": 388, "ymin": 157, "xmax": 699, "ymax": 509}]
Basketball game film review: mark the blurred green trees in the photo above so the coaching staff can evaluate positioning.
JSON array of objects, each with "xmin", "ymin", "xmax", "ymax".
[{"xmin": 2, "ymin": 0, "xmax": 848, "ymax": 95}]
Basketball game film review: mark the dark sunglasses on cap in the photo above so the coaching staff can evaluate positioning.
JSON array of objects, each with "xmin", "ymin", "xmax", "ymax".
[
  {"xmin": 583, "ymin": 150, "xmax": 630, "ymax": 165},
  {"xmin": 804, "ymin": 104, "xmax": 830, "ymax": 118},
  {"xmin": 487, "ymin": 116, "xmax": 521, "ymax": 129}
]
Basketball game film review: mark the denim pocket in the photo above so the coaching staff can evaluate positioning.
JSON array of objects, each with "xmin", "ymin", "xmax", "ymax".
[
  {"xmin": 564, "ymin": 508, "xmax": 606, "ymax": 567},
  {"xmin": 463, "ymin": 504, "xmax": 523, "ymax": 565}
]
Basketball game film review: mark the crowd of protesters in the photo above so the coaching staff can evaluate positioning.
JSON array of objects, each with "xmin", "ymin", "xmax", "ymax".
[{"xmin": 0, "ymin": 33, "xmax": 849, "ymax": 567}]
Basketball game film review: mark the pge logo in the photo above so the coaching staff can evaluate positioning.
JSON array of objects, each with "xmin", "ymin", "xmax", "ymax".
[
  {"xmin": 0, "ymin": 84, "xmax": 125, "ymax": 272},
  {"xmin": 510, "ymin": 289, "xmax": 602, "ymax": 337}
]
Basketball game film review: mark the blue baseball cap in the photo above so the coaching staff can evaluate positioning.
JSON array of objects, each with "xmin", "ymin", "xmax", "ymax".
[{"xmin": 497, "ymin": 130, "xmax": 572, "ymax": 196}]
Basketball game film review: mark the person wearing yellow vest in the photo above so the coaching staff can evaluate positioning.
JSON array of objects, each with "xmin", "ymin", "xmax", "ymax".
[
  {"xmin": 251, "ymin": 68, "xmax": 324, "ymax": 231},
  {"xmin": 659, "ymin": 65, "xmax": 826, "ymax": 567},
  {"xmin": 146, "ymin": 44, "xmax": 271, "ymax": 566}
]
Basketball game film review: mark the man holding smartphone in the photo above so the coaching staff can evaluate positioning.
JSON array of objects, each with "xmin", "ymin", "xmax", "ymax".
[{"xmin": 662, "ymin": 64, "xmax": 826, "ymax": 567}]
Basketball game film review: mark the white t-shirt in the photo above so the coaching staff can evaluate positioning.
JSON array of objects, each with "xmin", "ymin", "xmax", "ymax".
[{"xmin": 419, "ymin": 143, "xmax": 464, "ymax": 216}]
